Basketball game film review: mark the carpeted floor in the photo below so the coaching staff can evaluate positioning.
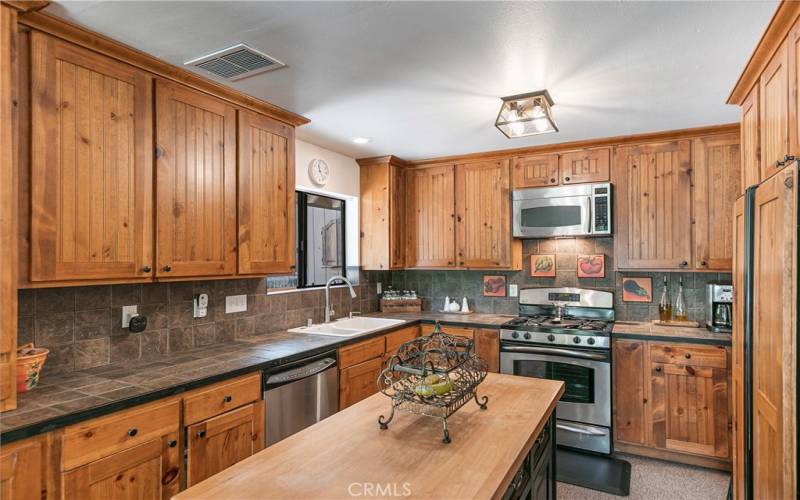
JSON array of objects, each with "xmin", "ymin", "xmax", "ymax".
[{"xmin": 557, "ymin": 453, "xmax": 731, "ymax": 500}]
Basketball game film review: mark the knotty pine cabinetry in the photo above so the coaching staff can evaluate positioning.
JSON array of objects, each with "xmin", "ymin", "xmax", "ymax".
[
  {"xmin": 338, "ymin": 326, "xmax": 420, "ymax": 409},
  {"xmin": 612, "ymin": 339, "xmax": 731, "ymax": 469},
  {"xmin": 404, "ymin": 162, "xmax": 520, "ymax": 269},
  {"xmin": 17, "ymin": 31, "xmax": 299, "ymax": 286},
  {"xmin": 419, "ymin": 324, "xmax": 500, "ymax": 373},
  {"xmin": 613, "ymin": 135, "xmax": 740, "ymax": 271},
  {"xmin": 511, "ymin": 148, "xmax": 609, "ymax": 188},
  {"xmin": 0, "ymin": 434, "xmax": 55, "ymax": 500},
  {"xmin": 358, "ymin": 156, "xmax": 406, "ymax": 270}
]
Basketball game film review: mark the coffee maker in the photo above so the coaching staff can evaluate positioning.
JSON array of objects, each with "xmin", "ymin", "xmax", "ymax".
[{"xmin": 706, "ymin": 283, "xmax": 733, "ymax": 333}]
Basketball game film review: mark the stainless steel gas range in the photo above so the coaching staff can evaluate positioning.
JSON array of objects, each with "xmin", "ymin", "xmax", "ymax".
[{"xmin": 500, "ymin": 287, "xmax": 614, "ymax": 455}]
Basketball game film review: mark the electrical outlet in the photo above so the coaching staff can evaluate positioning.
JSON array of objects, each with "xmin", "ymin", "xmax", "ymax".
[
  {"xmin": 377, "ymin": 282, "xmax": 382, "ymax": 295},
  {"xmin": 509, "ymin": 284, "xmax": 519, "ymax": 297},
  {"xmin": 226, "ymin": 295, "xmax": 247, "ymax": 314},
  {"xmin": 193, "ymin": 293, "xmax": 209, "ymax": 318},
  {"xmin": 121, "ymin": 305, "xmax": 138, "ymax": 328}
]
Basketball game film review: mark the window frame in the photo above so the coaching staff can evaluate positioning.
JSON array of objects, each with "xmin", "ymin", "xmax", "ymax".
[{"xmin": 296, "ymin": 190, "xmax": 347, "ymax": 289}]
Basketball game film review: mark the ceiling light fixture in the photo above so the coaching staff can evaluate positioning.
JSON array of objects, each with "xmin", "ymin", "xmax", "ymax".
[
  {"xmin": 495, "ymin": 90, "xmax": 558, "ymax": 139},
  {"xmin": 352, "ymin": 137, "xmax": 372, "ymax": 145}
]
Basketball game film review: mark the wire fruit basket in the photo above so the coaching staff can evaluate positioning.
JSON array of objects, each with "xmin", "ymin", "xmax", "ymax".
[{"xmin": 377, "ymin": 322, "xmax": 488, "ymax": 443}]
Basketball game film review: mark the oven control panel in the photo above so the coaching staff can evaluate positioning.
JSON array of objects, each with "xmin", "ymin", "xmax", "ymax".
[{"xmin": 500, "ymin": 329, "xmax": 610, "ymax": 349}]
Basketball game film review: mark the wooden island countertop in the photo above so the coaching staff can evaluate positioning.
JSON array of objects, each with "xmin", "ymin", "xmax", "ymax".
[{"xmin": 174, "ymin": 373, "xmax": 564, "ymax": 500}]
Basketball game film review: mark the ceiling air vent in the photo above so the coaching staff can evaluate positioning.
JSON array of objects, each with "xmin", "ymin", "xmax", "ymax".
[{"xmin": 185, "ymin": 43, "xmax": 285, "ymax": 81}]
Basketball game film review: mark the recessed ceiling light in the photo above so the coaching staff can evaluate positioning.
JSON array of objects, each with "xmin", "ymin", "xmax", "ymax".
[{"xmin": 352, "ymin": 137, "xmax": 372, "ymax": 145}]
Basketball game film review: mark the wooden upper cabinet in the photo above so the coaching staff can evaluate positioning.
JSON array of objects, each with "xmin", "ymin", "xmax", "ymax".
[
  {"xmin": 29, "ymin": 33, "xmax": 154, "ymax": 282},
  {"xmin": 740, "ymin": 84, "xmax": 761, "ymax": 191},
  {"xmin": 359, "ymin": 157, "xmax": 405, "ymax": 270},
  {"xmin": 613, "ymin": 140, "xmax": 692, "ymax": 270},
  {"xmin": 155, "ymin": 80, "xmax": 237, "ymax": 278},
  {"xmin": 455, "ymin": 159, "xmax": 512, "ymax": 268},
  {"xmin": 759, "ymin": 38, "xmax": 790, "ymax": 181},
  {"xmin": 405, "ymin": 165, "xmax": 456, "ymax": 268},
  {"xmin": 512, "ymin": 154, "xmax": 558, "ymax": 188},
  {"xmin": 237, "ymin": 110, "xmax": 295, "ymax": 275},
  {"xmin": 789, "ymin": 16, "xmax": 800, "ymax": 158},
  {"xmin": 559, "ymin": 148, "xmax": 610, "ymax": 184},
  {"xmin": 692, "ymin": 134, "xmax": 741, "ymax": 271}
]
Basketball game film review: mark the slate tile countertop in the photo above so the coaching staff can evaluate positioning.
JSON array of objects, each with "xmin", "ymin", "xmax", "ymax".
[{"xmin": 0, "ymin": 313, "xmax": 512, "ymax": 443}]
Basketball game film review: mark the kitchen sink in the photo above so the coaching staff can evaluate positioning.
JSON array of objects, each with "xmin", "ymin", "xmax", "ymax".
[{"xmin": 288, "ymin": 317, "xmax": 405, "ymax": 337}]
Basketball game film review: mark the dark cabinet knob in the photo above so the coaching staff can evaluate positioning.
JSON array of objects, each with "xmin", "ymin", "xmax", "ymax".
[
  {"xmin": 549, "ymin": 178, "xmax": 556, "ymax": 183},
  {"xmin": 223, "ymin": 395, "xmax": 232, "ymax": 403},
  {"xmin": 564, "ymin": 176, "xmax": 571, "ymax": 182},
  {"xmin": 142, "ymin": 266, "xmax": 152, "ymax": 273},
  {"xmin": 700, "ymin": 261, "xmax": 707, "ymax": 267},
  {"xmin": 679, "ymin": 261, "xmax": 688, "ymax": 268},
  {"xmin": 168, "ymin": 440, "xmax": 177, "ymax": 448},
  {"xmin": 643, "ymin": 398, "xmax": 648, "ymax": 404},
  {"xmin": 784, "ymin": 155, "xmax": 796, "ymax": 164},
  {"xmin": 685, "ymin": 353, "xmax": 691, "ymax": 359},
  {"xmin": 776, "ymin": 159, "xmax": 786, "ymax": 167},
  {"xmin": 197, "ymin": 430, "xmax": 206, "ymax": 438},
  {"xmin": 127, "ymin": 428, "xmax": 138, "ymax": 437},
  {"xmin": 655, "ymin": 366, "xmax": 662, "ymax": 372},
  {"xmin": 162, "ymin": 264, "xmax": 172, "ymax": 272}
]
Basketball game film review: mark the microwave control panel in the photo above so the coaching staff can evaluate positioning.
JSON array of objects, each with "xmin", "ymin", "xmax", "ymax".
[{"xmin": 591, "ymin": 184, "xmax": 612, "ymax": 235}]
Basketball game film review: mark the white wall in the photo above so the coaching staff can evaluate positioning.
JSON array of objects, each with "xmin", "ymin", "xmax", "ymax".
[{"xmin": 295, "ymin": 140, "xmax": 360, "ymax": 267}]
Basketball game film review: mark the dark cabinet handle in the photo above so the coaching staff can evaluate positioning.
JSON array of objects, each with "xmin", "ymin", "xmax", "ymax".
[
  {"xmin": 197, "ymin": 430, "xmax": 206, "ymax": 438},
  {"xmin": 643, "ymin": 398, "xmax": 648, "ymax": 404},
  {"xmin": 679, "ymin": 261, "xmax": 688, "ymax": 268},
  {"xmin": 564, "ymin": 176, "xmax": 571, "ymax": 182},
  {"xmin": 168, "ymin": 440, "xmax": 177, "ymax": 448},
  {"xmin": 127, "ymin": 428, "xmax": 138, "ymax": 437},
  {"xmin": 447, "ymin": 261, "xmax": 453, "ymax": 266},
  {"xmin": 162, "ymin": 265, "xmax": 172, "ymax": 272},
  {"xmin": 223, "ymin": 395, "xmax": 232, "ymax": 403},
  {"xmin": 700, "ymin": 260, "xmax": 707, "ymax": 267},
  {"xmin": 776, "ymin": 159, "xmax": 786, "ymax": 167},
  {"xmin": 685, "ymin": 353, "xmax": 691, "ymax": 359},
  {"xmin": 549, "ymin": 178, "xmax": 556, "ymax": 183},
  {"xmin": 655, "ymin": 367, "xmax": 662, "ymax": 372},
  {"xmin": 142, "ymin": 266, "xmax": 152, "ymax": 273}
]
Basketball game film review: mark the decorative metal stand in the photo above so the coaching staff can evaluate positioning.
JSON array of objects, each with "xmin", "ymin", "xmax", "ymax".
[{"xmin": 377, "ymin": 322, "xmax": 488, "ymax": 443}]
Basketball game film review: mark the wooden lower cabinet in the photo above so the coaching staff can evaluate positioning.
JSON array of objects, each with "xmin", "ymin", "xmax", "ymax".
[
  {"xmin": 0, "ymin": 434, "xmax": 53, "ymax": 500},
  {"xmin": 186, "ymin": 401, "xmax": 264, "ymax": 487},
  {"xmin": 612, "ymin": 339, "xmax": 731, "ymax": 467},
  {"xmin": 62, "ymin": 433, "xmax": 180, "ymax": 500},
  {"xmin": 339, "ymin": 357, "xmax": 383, "ymax": 410},
  {"xmin": 419, "ymin": 324, "xmax": 500, "ymax": 373}
]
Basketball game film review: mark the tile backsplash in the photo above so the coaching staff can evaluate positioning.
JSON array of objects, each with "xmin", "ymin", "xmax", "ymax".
[
  {"xmin": 18, "ymin": 276, "xmax": 380, "ymax": 375},
  {"xmin": 367, "ymin": 237, "xmax": 730, "ymax": 324}
]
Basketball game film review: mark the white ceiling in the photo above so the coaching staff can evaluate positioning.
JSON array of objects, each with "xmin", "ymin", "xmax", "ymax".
[{"xmin": 46, "ymin": 1, "xmax": 777, "ymax": 161}]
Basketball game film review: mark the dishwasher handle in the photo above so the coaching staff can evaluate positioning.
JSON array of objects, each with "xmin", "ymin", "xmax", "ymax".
[{"xmin": 266, "ymin": 357, "xmax": 336, "ymax": 387}]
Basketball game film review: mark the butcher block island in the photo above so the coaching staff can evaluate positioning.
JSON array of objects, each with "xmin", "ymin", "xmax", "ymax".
[{"xmin": 175, "ymin": 374, "xmax": 564, "ymax": 499}]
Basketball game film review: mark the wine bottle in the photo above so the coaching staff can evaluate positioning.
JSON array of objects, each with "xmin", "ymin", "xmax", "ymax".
[{"xmin": 673, "ymin": 276, "xmax": 688, "ymax": 321}]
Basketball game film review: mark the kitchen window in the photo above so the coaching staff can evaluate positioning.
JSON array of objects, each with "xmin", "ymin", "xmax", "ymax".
[{"xmin": 267, "ymin": 191, "xmax": 346, "ymax": 290}]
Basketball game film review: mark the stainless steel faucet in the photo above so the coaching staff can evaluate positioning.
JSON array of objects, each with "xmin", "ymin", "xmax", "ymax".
[{"xmin": 324, "ymin": 275, "xmax": 357, "ymax": 323}]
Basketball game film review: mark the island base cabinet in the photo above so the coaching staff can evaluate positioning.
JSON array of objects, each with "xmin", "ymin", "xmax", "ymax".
[
  {"xmin": 186, "ymin": 401, "xmax": 264, "ymax": 487},
  {"xmin": 502, "ymin": 414, "xmax": 556, "ymax": 500},
  {"xmin": 62, "ymin": 433, "xmax": 180, "ymax": 500}
]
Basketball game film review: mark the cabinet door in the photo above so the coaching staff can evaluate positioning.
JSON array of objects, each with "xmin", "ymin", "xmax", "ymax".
[
  {"xmin": 612, "ymin": 340, "xmax": 647, "ymax": 445},
  {"xmin": 692, "ymin": 134, "xmax": 741, "ymax": 271},
  {"xmin": 512, "ymin": 154, "xmax": 558, "ymax": 188},
  {"xmin": 751, "ymin": 167, "xmax": 796, "ymax": 499},
  {"xmin": 613, "ymin": 140, "xmax": 692, "ymax": 269},
  {"xmin": 238, "ymin": 110, "xmax": 295, "ymax": 275},
  {"xmin": 62, "ymin": 434, "xmax": 180, "ymax": 500},
  {"xmin": 359, "ymin": 160, "xmax": 404, "ymax": 270},
  {"xmin": 740, "ymin": 84, "xmax": 761, "ymax": 191},
  {"xmin": 405, "ymin": 165, "xmax": 456, "ymax": 268},
  {"xmin": 155, "ymin": 80, "xmax": 237, "ymax": 278},
  {"xmin": 455, "ymin": 159, "xmax": 512, "ymax": 268},
  {"xmin": 759, "ymin": 39, "xmax": 790, "ymax": 181},
  {"xmin": 559, "ymin": 148, "xmax": 610, "ymax": 184},
  {"xmin": 0, "ymin": 437, "xmax": 43, "ymax": 500},
  {"xmin": 731, "ymin": 196, "xmax": 746, "ymax": 500},
  {"xmin": 339, "ymin": 357, "xmax": 383, "ymax": 410},
  {"xmin": 30, "ymin": 33, "xmax": 153, "ymax": 282},
  {"xmin": 474, "ymin": 329, "xmax": 499, "ymax": 373},
  {"xmin": 186, "ymin": 402, "xmax": 264, "ymax": 487},
  {"xmin": 791, "ymin": 17, "xmax": 800, "ymax": 159},
  {"xmin": 389, "ymin": 163, "xmax": 406, "ymax": 269}
]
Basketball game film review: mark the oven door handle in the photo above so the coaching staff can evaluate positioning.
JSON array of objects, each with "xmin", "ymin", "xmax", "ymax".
[
  {"xmin": 501, "ymin": 345, "xmax": 607, "ymax": 361},
  {"xmin": 556, "ymin": 423, "xmax": 608, "ymax": 436}
]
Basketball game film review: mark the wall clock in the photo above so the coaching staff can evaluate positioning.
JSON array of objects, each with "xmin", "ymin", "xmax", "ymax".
[{"xmin": 308, "ymin": 158, "xmax": 330, "ymax": 186}]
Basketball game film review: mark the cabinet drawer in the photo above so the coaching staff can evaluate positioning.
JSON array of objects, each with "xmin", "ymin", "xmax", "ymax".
[
  {"xmin": 183, "ymin": 372, "xmax": 261, "ymax": 425},
  {"xmin": 649, "ymin": 343, "xmax": 727, "ymax": 368},
  {"xmin": 421, "ymin": 324, "xmax": 475, "ymax": 339},
  {"xmin": 385, "ymin": 326, "xmax": 419, "ymax": 356},
  {"xmin": 61, "ymin": 398, "xmax": 180, "ymax": 470},
  {"xmin": 339, "ymin": 336, "xmax": 386, "ymax": 369}
]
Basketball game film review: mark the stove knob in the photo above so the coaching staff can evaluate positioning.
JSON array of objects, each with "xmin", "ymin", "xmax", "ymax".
[
  {"xmin": 547, "ymin": 334, "xmax": 556, "ymax": 342},
  {"xmin": 587, "ymin": 337, "xmax": 596, "ymax": 345},
  {"xmin": 511, "ymin": 331, "xmax": 519, "ymax": 339},
  {"xmin": 573, "ymin": 336, "xmax": 581, "ymax": 344},
  {"xmin": 523, "ymin": 332, "xmax": 531, "ymax": 340}
]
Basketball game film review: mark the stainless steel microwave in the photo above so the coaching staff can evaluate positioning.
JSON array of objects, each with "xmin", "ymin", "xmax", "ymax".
[{"xmin": 512, "ymin": 183, "xmax": 612, "ymax": 238}]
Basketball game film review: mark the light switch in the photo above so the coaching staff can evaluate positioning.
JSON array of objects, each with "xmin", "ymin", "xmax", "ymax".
[
  {"xmin": 121, "ymin": 305, "xmax": 138, "ymax": 328},
  {"xmin": 509, "ymin": 284, "xmax": 519, "ymax": 297},
  {"xmin": 226, "ymin": 295, "xmax": 247, "ymax": 314}
]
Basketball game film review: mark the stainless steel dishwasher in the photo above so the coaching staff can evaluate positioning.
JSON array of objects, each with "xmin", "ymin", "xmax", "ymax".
[{"xmin": 263, "ymin": 350, "xmax": 338, "ymax": 446}]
